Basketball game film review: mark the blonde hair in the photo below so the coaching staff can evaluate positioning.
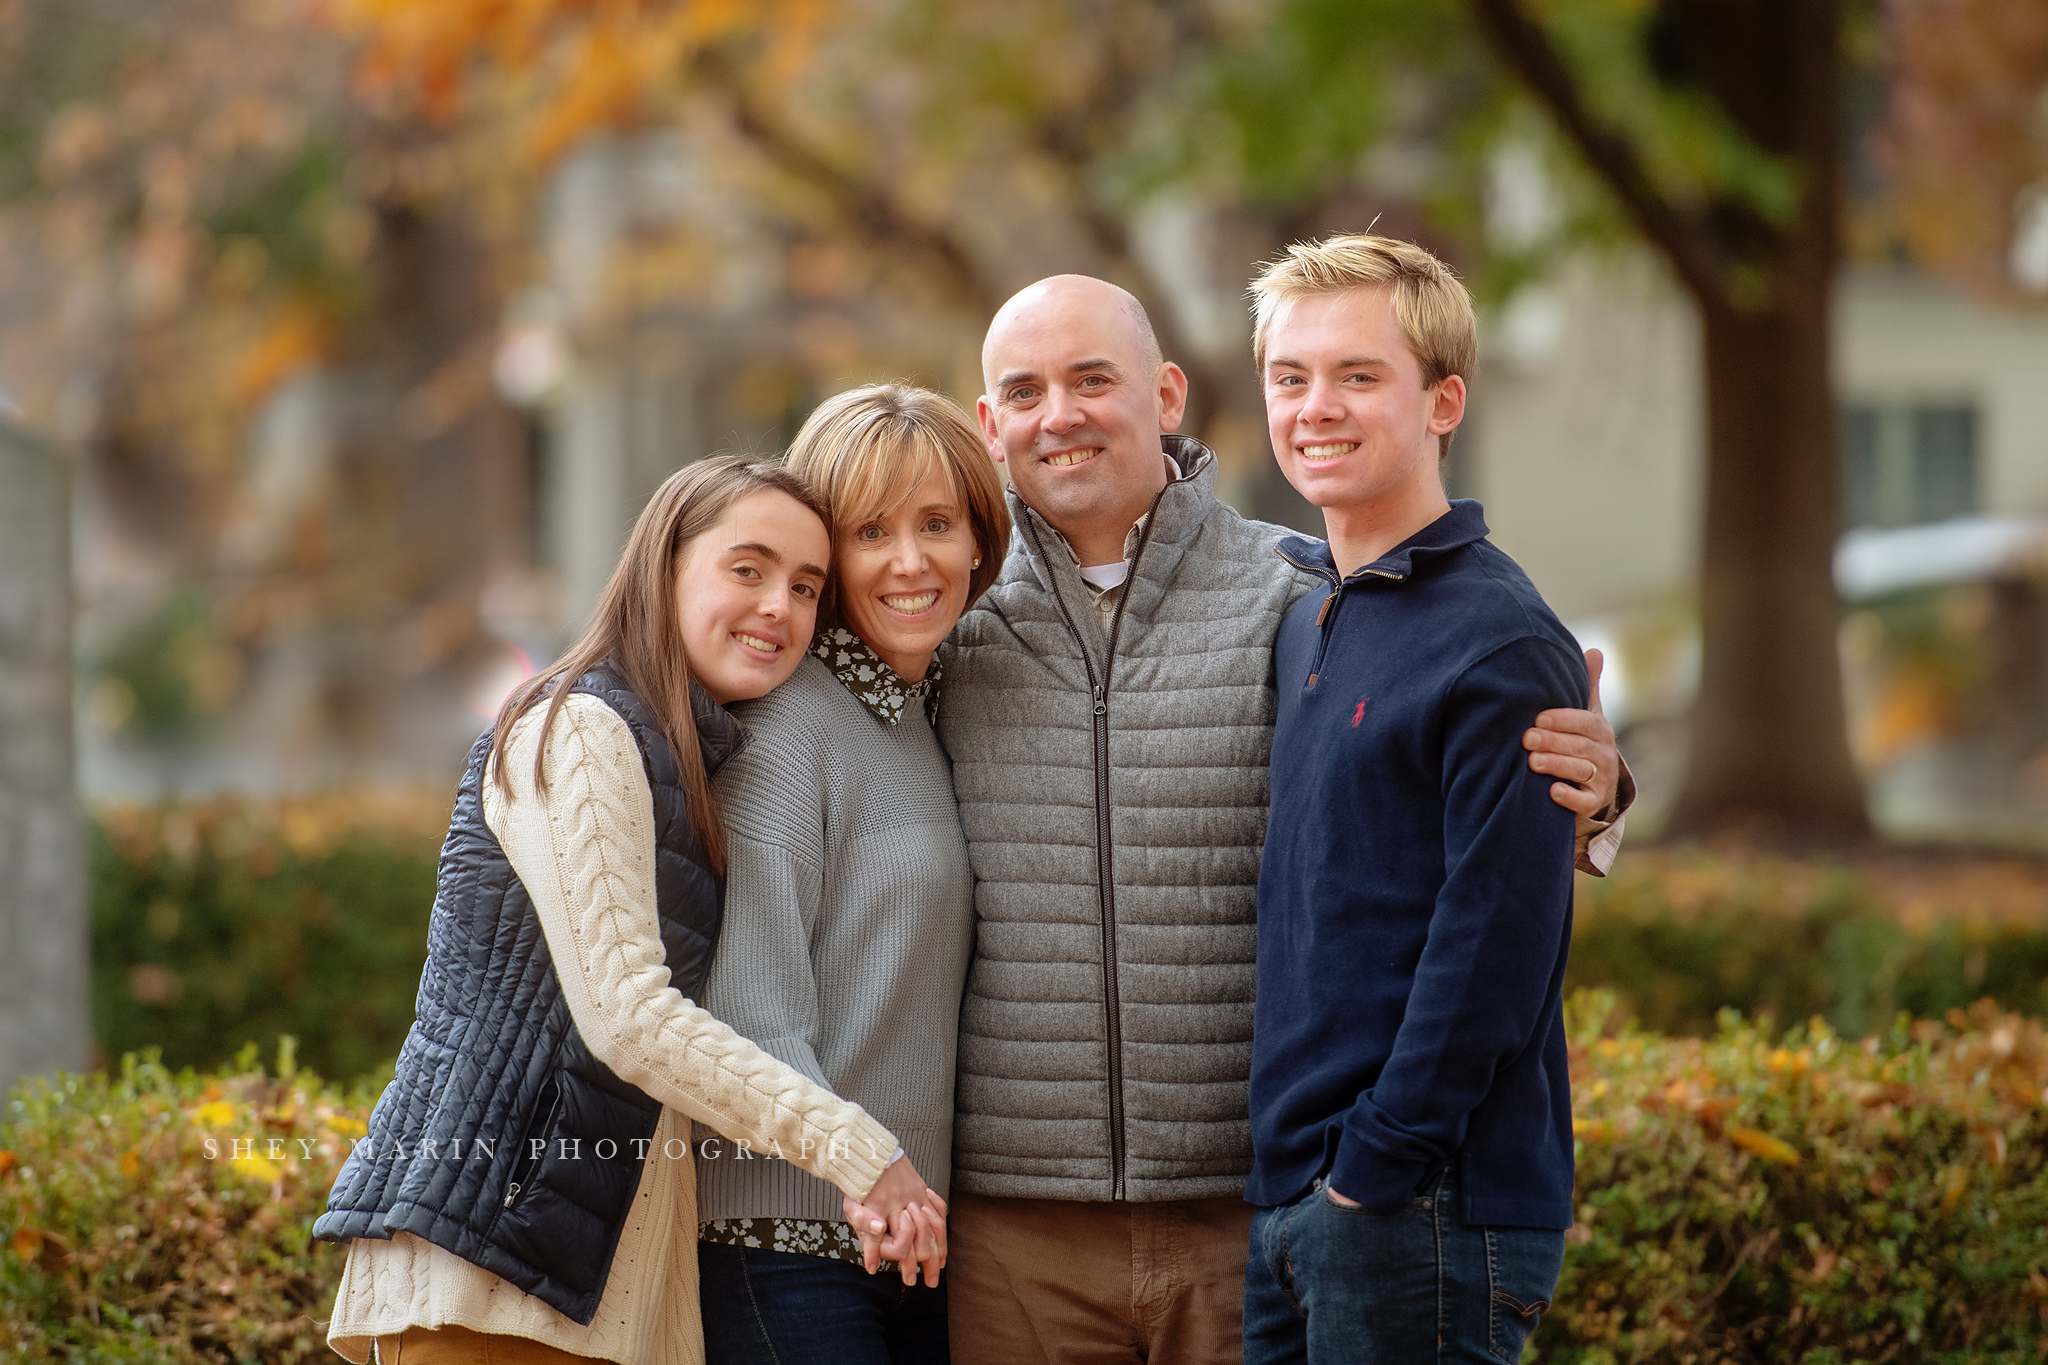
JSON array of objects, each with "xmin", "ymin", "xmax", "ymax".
[
  {"xmin": 490, "ymin": 456, "xmax": 829, "ymax": 873},
  {"xmin": 784, "ymin": 383, "xmax": 1011, "ymax": 628},
  {"xmin": 1249, "ymin": 234, "xmax": 1477, "ymax": 457}
]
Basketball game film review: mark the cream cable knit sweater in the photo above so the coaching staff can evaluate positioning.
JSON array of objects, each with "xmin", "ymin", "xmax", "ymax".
[{"xmin": 327, "ymin": 693, "xmax": 898, "ymax": 1365}]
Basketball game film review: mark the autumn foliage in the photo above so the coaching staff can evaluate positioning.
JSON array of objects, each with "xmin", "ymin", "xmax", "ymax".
[
  {"xmin": 1552, "ymin": 993, "xmax": 2048, "ymax": 1361},
  {"xmin": 0, "ymin": 1044, "xmax": 375, "ymax": 1362},
  {"xmin": 1881, "ymin": 0, "xmax": 2048, "ymax": 299},
  {"xmin": 333, "ymin": 0, "xmax": 831, "ymax": 160},
  {"xmin": 8, "ymin": 1000, "xmax": 2048, "ymax": 1359}
]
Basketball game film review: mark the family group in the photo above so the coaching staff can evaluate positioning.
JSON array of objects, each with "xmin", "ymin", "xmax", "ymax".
[{"xmin": 311, "ymin": 233, "xmax": 1633, "ymax": 1365}]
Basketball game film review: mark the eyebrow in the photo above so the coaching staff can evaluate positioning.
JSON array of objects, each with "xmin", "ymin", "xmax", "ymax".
[
  {"xmin": 996, "ymin": 357, "xmax": 1126, "ymax": 390},
  {"xmin": 1266, "ymin": 354, "xmax": 1391, "ymax": 372},
  {"xmin": 730, "ymin": 542, "xmax": 829, "ymax": 579}
]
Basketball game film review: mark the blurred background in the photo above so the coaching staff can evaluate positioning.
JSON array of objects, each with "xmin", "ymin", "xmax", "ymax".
[{"xmin": 2, "ymin": 0, "xmax": 2047, "ymax": 1092}]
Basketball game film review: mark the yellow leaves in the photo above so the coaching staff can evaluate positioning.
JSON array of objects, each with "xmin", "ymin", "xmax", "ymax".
[
  {"xmin": 1941, "ymin": 1164, "xmax": 1973, "ymax": 1209},
  {"xmin": 191, "ymin": 1101, "xmax": 237, "ymax": 1129},
  {"xmin": 1726, "ymin": 1127, "xmax": 1802, "ymax": 1165},
  {"xmin": 119, "ymin": 1150, "xmax": 141, "ymax": 1180},
  {"xmin": 11, "ymin": 1225, "xmax": 43, "ymax": 1262},
  {"xmin": 0, "ymin": 1151, "xmax": 14, "ymax": 1179},
  {"xmin": 325, "ymin": 1114, "xmax": 368, "ymax": 1139},
  {"xmin": 231, "ymin": 1154, "xmax": 286, "ymax": 1184},
  {"xmin": 1768, "ymin": 1047, "xmax": 1811, "ymax": 1076}
]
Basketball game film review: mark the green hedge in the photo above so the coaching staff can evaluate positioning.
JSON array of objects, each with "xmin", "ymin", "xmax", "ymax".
[
  {"xmin": 0, "ymin": 1043, "xmax": 371, "ymax": 1362},
  {"xmin": 1568, "ymin": 849, "xmax": 2048, "ymax": 1037},
  {"xmin": 92, "ymin": 803, "xmax": 2047, "ymax": 1084},
  {"xmin": 7, "ymin": 1003, "xmax": 2047, "ymax": 1361},
  {"xmin": 1549, "ymin": 993, "xmax": 2048, "ymax": 1361},
  {"xmin": 91, "ymin": 798, "xmax": 442, "ymax": 1082}
]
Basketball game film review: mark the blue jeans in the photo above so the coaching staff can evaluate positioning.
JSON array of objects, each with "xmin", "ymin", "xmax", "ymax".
[
  {"xmin": 1242, "ymin": 1170, "xmax": 1564, "ymax": 1365},
  {"xmin": 698, "ymin": 1242, "xmax": 949, "ymax": 1365}
]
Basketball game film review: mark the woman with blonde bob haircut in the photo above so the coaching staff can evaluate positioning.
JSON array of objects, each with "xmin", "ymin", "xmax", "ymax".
[{"xmin": 692, "ymin": 385, "xmax": 1009, "ymax": 1365}]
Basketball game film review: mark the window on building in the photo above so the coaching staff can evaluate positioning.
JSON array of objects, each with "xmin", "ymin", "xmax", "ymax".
[{"xmin": 1840, "ymin": 403, "xmax": 1979, "ymax": 529}]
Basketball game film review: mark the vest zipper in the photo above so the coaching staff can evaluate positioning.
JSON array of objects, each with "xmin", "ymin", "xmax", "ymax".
[
  {"xmin": 501, "ymin": 1075, "xmax": 561, "ymax": 1211},
  {"xmin": 1020, "ymin": 482, "xmax": 1169, "ymax": 1201}
]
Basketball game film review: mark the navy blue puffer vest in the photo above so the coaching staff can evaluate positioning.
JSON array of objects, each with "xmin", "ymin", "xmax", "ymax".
[{"xmin": 312, "ymin": 664, "xmax": 743, "ymax": 1325}]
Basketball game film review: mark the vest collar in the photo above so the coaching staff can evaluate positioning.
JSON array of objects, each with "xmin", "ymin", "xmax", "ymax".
[
  {"xmin": 688, "ymin": 678, "xmax": 748, "ymax": 774},
  {"xmin": 1005, "ymin": 434, "xmax": 1222, "ymax": 569}
]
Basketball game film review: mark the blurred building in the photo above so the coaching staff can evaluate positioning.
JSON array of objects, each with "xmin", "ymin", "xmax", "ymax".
[{"xmin": 1461, "ymin": 255, "xmax": 2048, "ymax": 842}]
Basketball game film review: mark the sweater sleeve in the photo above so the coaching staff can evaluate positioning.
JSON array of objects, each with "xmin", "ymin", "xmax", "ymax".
[
  {"xmin": 1328, "ymin": 635, "xmax": 1583, "ymax": 1211},
  {"xmin": 482, "ymin": 692, "xmax": 898, "ymax": 1202}
]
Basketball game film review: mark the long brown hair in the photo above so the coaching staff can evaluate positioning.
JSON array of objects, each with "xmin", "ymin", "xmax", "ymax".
[
  {"xmin": 783, "ymin": 383, "xmax": 1011, "ymax": 631},
  {"xmin": 489, "ymin": 455, "xmax": 830, "ymax": 872}
]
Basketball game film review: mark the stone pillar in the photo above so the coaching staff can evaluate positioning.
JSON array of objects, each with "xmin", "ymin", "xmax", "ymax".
[{"xmin": 0, "ymin": 418, "xmax": 89, "ymax": 1095}]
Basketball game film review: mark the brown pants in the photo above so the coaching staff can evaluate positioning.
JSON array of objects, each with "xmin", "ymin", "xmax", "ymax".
[
  {"xmin": 946, "ymin": 1191, "xmax": 1255, "ymax": 1365},
  {"xmin": 374, "ymin": 1325, "xmax": 603, "ymax": 1364}
]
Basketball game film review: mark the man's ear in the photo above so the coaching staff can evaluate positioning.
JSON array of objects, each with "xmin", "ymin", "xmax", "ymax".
[
  {"xmin": 976, "ymin": 394, "xmax": 1006, "ymax": 463},
  {"xmin": 1428, "ymin": 374, "xmax": 1467, "ymax": 436},
  {"xmin": 1155, "ymin": 361, "xmax": 1190, "ymax": 433}
]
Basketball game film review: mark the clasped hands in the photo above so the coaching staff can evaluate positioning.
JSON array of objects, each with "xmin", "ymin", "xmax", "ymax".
[{"xmin": 842, "ymin": 1153, "xmax": 947, "ymax": 1287}]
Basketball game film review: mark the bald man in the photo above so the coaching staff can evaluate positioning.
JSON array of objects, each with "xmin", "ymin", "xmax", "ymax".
[{"xmin": 932, "ymin": 275, "xmax": 1627, "ymax": 1364}]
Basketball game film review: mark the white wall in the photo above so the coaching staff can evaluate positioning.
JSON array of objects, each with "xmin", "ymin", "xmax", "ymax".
[
  {"xmin": 1460, "ymin": 251, "xmax": 1703, "ymax": 621},
  {"xmin": 1463, "ymin": 256, "xmax": 2048, "ymax": 621}
]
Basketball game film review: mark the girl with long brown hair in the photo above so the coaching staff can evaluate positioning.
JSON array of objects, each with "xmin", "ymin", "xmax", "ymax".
[{"xmin": 318, "ymin": 455, "xmax": 938, "ymax": 1365}]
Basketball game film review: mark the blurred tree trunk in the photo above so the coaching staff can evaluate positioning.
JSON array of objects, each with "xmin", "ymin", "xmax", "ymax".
[
  {"xmin": 0, "ymin": 419, "xmax": 90, "ymax": 1096},
  {"xmin": 1475, "ymin": 0, "xmax": 1870, "ymax": 842}
]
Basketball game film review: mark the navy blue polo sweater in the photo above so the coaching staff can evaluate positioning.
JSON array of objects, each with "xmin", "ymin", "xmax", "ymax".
[{"xmin": 1247, "ymin": 499, "xmax": 1584, "ymax": 1231}]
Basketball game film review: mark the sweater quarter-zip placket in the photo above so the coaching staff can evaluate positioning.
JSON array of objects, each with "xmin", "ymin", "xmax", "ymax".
[
  {"xmin": 1020, "ymin": 484, "xmax": 1169, "ymax": 1201},
  {"xmin": 1278, "ymin": 546, "xmax": 1404, "ymax": 690}
]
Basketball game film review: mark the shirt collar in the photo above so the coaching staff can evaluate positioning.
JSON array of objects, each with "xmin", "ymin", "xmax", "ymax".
[
  {"xmin": 1044, "ymin": 450, "xmax": 1188, "ymax": 592},
  {"xmin": 1276, "ymin": 499, "xmax": 1492, "ymax": 586},
  {"xmin": 810, "ymin": 626, "xmax": 942, "ymax": 727}
]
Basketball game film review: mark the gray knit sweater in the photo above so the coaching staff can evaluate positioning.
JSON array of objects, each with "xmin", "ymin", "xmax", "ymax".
[{"xmin": 693, "ymin": 653, "xmax": 975, "ymax": 1227}]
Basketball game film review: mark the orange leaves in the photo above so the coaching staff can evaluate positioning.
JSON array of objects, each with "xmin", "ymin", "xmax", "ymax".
[
  {"xmin": 529, "ymin": 20, "xmax": 655, "ymax": 163},
  {"xmin": 11, "ymin": 1225, "xmax": 43, "ymax": 1262},
  {"xmin": 329, "ymin": 0, "xmax": 836, "ymax": 163},
  {"xmin": 1726, "ymin": 1126, "xmax": 1803, "ymax": 1166},
  {"xmin": 1881, "ymin": 0, "xmax": 2048, "ymax": 295},
  {"xmin": 234, "ymin": 302, "xmax": 337, "ymax": 405}
]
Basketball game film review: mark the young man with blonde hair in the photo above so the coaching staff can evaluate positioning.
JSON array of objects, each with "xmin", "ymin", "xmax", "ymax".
[{"xmin": 1242, "ymin": 235, "xmax": 1580, "ymax": 1363}]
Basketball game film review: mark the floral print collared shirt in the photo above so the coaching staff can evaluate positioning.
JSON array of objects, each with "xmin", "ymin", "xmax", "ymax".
[{"xmin": 810, "ymin": 626, "xmax": 942, "ymax": 728}]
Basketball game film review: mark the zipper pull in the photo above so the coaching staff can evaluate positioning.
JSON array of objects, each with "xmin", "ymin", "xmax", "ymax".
[
  {"xmin": 1315, "ymin": 592, "xmax": 1335, "ymax": 628},
  {"xmin": 502, "ymin": 1182, "xmax": 521, "ymax": 1209},
  {"xmin": 1093, "ymin": 684, "xmax": 1107, "ymax": 716}
]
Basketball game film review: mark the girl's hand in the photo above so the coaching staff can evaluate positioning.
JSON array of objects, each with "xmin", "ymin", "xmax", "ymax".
[{"xmin": 843, "ymin": 1155, "xmax": 946, "ymax": 1281}]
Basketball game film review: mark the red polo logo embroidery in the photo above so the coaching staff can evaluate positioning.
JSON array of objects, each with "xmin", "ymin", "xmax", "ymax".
[{"xmin": 1351, "ymin": 698, "xmax": 1370, "ymax": 727}]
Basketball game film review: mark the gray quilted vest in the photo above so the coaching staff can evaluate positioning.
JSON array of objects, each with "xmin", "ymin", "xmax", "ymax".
[{"xmin": 938, "ymin": 436, "xmax": 1316, "ymax": 1202}]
